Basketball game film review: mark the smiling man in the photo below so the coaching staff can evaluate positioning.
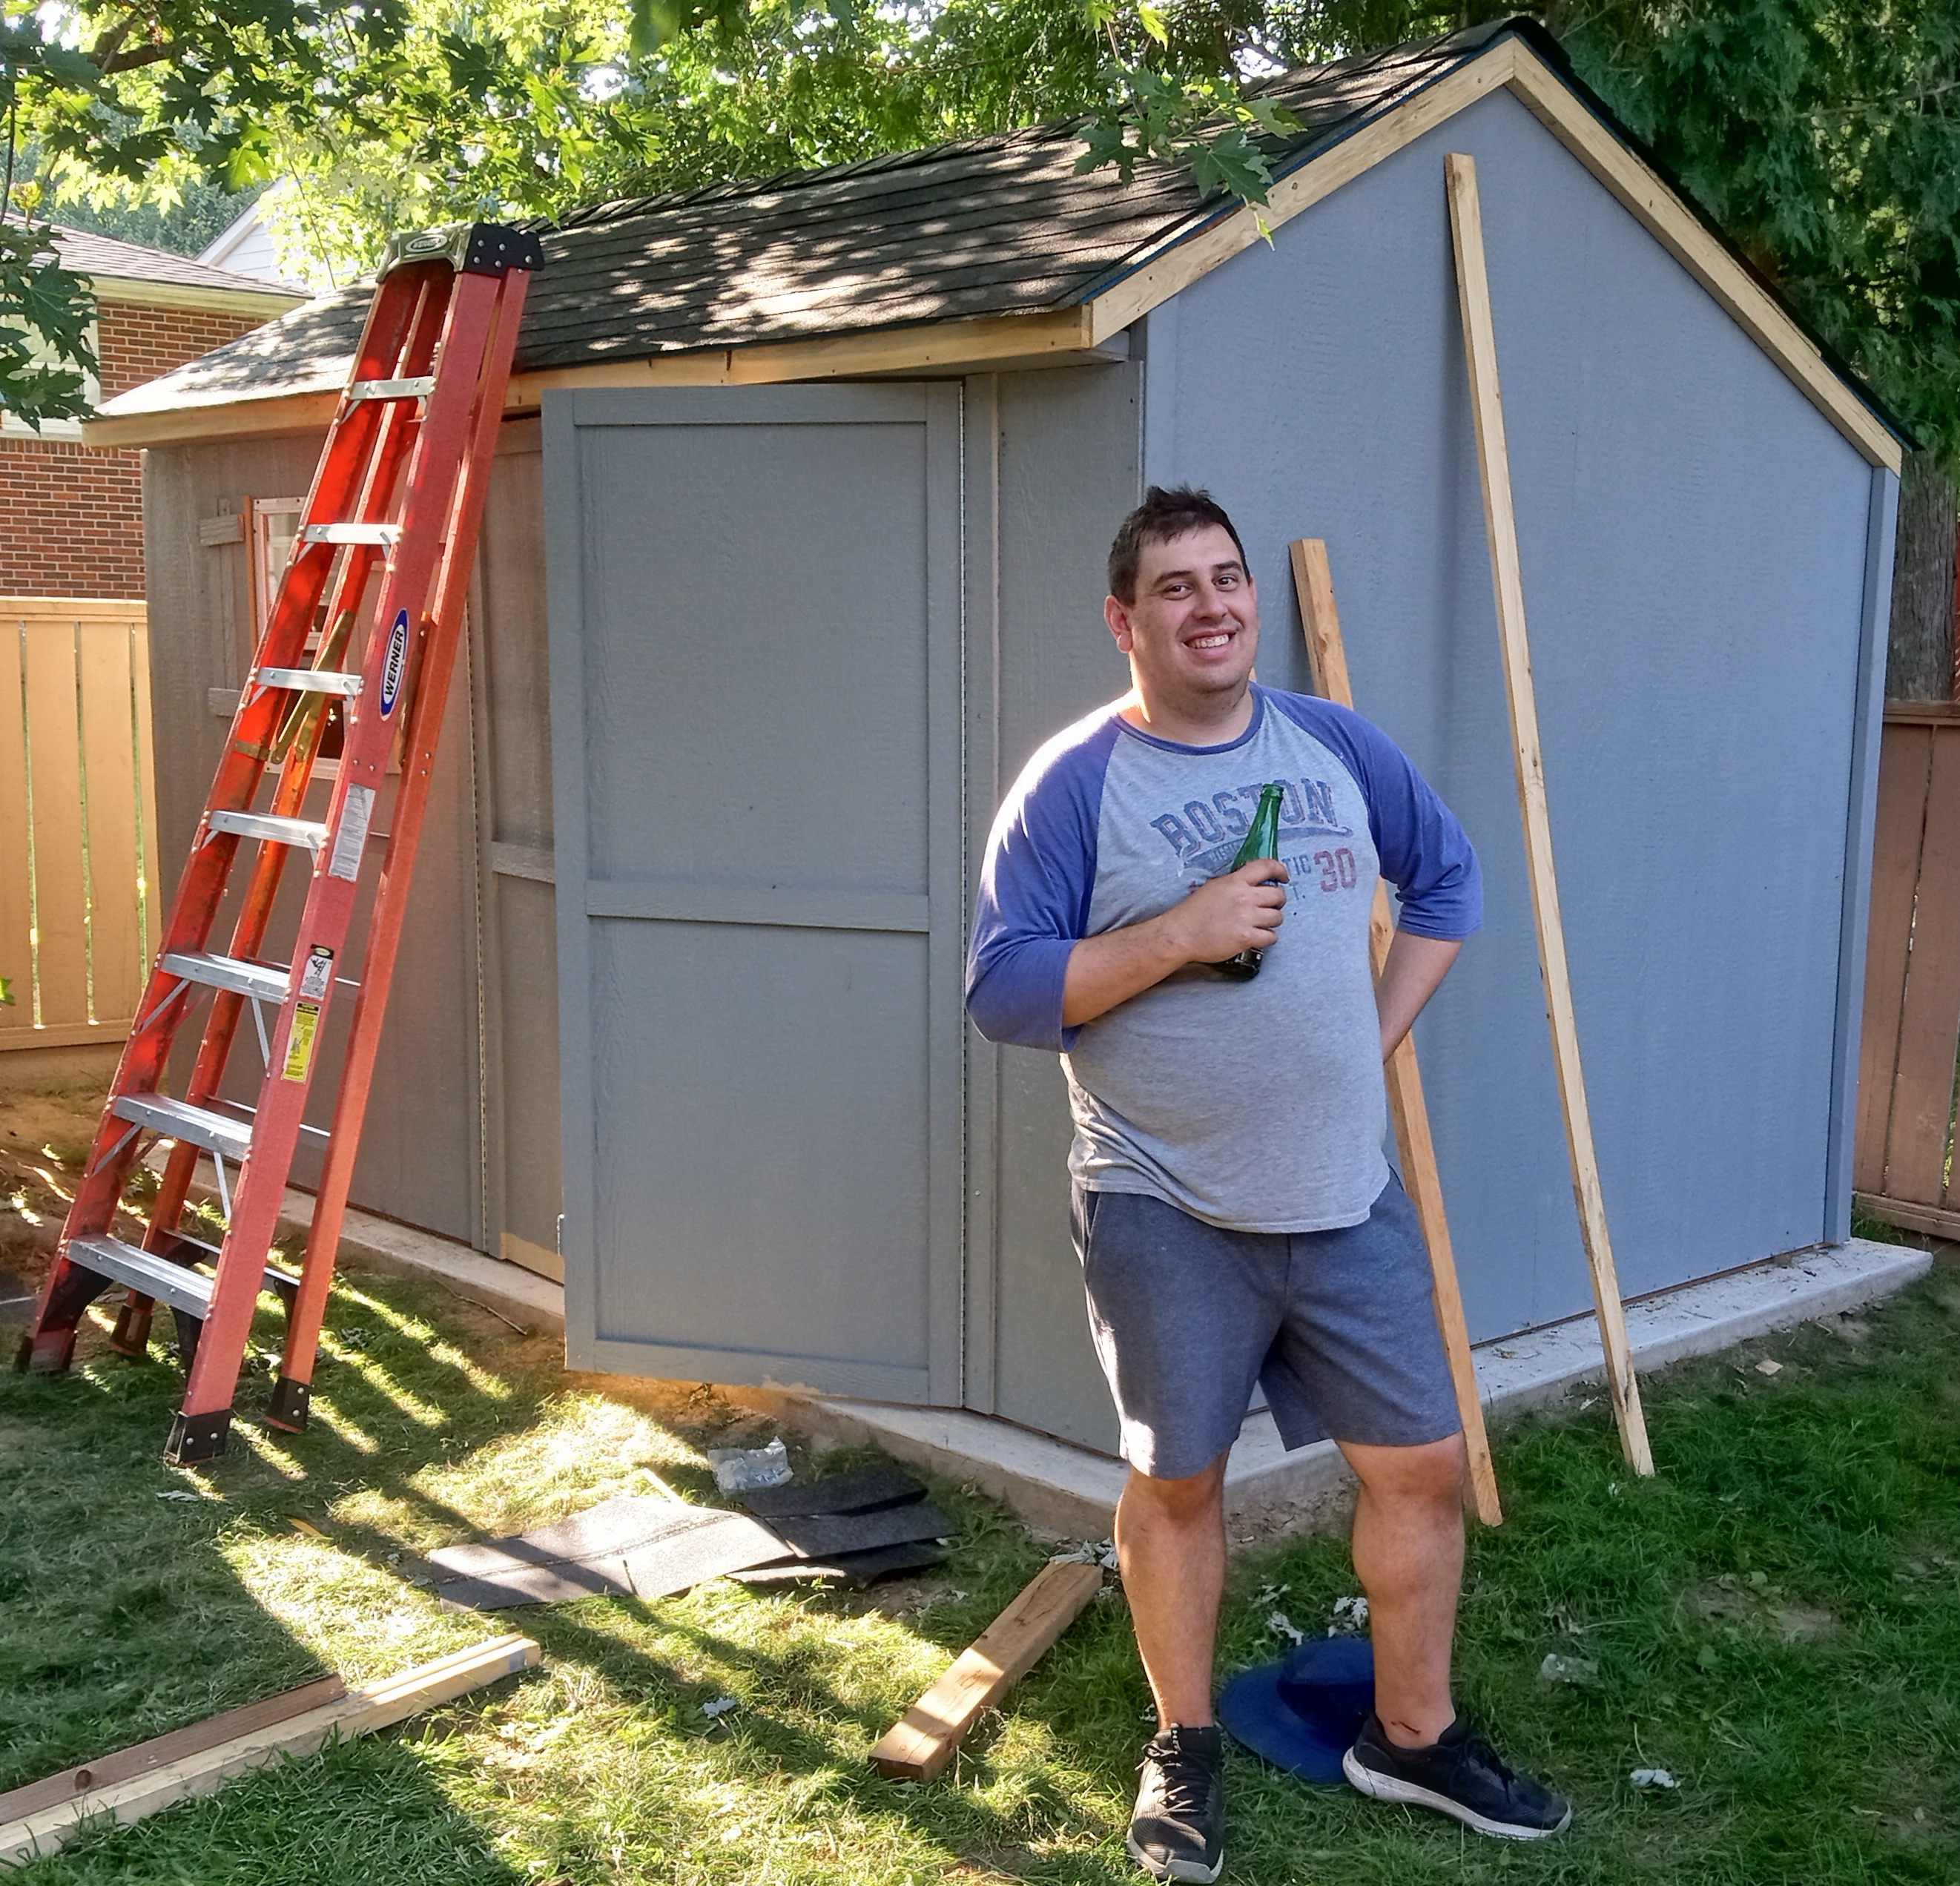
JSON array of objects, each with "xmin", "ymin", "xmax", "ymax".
[{"xmin": 966, "ymin": 487, "xmax": 1568, "ymax": 1881}]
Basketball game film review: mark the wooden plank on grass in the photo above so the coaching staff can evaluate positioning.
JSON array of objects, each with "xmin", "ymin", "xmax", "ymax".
[
  {"xmin": 0, "ymin": 1635, "xmax": 539, "ymax": 1866},
  {"xmin": 0, "ymin": 1674, "xmax": 347, "ymax": 1823},
  {"xmin": 1446, "ymin": 150, "xmax": 1653, "ymax": 1477},
  {"xmin": 870, "ymin": 1562, "xmax": 1101, "ymax": 1782},
  {"xmin": 1289, "ymin": 536, "xmax": 1502, "ymax": 1528}
]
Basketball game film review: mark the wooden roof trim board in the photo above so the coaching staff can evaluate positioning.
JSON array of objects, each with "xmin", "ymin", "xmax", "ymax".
[
  {"xmin": 92, "ymin": 277, "xmax": 308, "ymax": 319},
  {"xmin": 1082, "ymin": 46, "xmax": 1519, "ymax": 343},
  {"xmin": 84, "ymin": 306, "xmax": 1112, "ymax": 446}
]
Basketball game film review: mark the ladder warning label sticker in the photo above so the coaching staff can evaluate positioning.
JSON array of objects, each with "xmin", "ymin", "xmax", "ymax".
[
  {"xmin": 379, "ymin": 608, "xmax": 410, "ymax": 717},
  {"xmin": 297, "ymin": 945, "xmax": 334, "ymax": 1002},
  {"xmin": 282, "ymin": 1003, "xmax": 320, "ymax": 1082},
  {"xmin": 328, "ymin": 785, "xmax": 374, "ymax": 881}
]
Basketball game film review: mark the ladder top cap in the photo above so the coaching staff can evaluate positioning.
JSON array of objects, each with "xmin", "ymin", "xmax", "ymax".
[{"xmin": 380, "ymin": 222, "xmax": 545, "ymax": 281}]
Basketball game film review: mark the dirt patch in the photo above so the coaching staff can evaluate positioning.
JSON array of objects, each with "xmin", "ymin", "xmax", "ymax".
[{"xmin": 1686, "ymin": 1577, "xmax": 1836, "ymax": 1642}]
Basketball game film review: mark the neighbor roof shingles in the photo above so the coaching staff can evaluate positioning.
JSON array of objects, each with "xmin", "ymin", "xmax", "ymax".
[
  {"xmin": 98, "ymin": 24, "xmax": 1499, "ymax": 418},
  {"xmin": 27, "ymin": 222, "xmax": 308, "ymax": 299}
]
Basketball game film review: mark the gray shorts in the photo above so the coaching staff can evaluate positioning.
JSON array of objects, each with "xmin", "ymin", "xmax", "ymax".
[{"xmin": 1070, "ymin": 1173, "xmax": 1462, "ymax": 1480}]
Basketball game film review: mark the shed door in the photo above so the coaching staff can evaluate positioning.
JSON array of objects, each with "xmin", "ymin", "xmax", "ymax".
[{"xmin": 545, "ymin": 384, "xmax": 964, "ymax": 1402}]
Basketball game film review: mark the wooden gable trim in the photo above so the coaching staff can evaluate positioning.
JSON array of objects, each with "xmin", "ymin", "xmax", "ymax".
[
  {"xmin": 82, "ymin": 306, "xmax": 1116, "ymax": 448},
  {"xmin": 1500, "ymin": 42, "xmax": 1900, "ymax": 472},
  {"xmin": 91, "ymin": 277, "xmax": 308, "ymax": 319},
  {"xmin": 1083, "ymin": 47, "xmax": 1519, "ymax": 343}
]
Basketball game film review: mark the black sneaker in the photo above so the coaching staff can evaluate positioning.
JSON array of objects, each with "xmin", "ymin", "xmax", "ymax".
[
  {"xmin": 1127, "ymin": 1724, "xmax": 1226, "ymax": 1882},
  {"xmin": 1343, "ymin": 1714, "xmax": 1571, "ymax": 1839}
]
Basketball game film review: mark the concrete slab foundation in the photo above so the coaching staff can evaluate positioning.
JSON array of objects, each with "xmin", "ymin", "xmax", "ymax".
[{"xmin": 742, "ymin": 1237, "xmax": 1932, "ymax": 1540}]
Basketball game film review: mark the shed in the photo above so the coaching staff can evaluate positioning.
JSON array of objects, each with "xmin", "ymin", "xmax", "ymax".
[{"xmin": 90, "ymin": 17, "xmax": 1902, "ymax": 1459}]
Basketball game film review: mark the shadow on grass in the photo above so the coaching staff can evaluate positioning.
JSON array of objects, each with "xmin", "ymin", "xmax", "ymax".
[{"xmin": 7, "ymin": 1255, "xmax": 1960, "ymax": 1885}]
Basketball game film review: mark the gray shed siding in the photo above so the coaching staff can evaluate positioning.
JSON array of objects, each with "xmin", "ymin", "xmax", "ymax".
[
  {"xmin": 1141, "ymin": 87, "xmax": 1890, "ymax": 1339},
  {"xmin": 966, "ymin": 366, "xmax": 1138, "ymax": 1450},
  {"xmin": 140, "ymin": 431, "xmax": 531, "ymax": 1256}
]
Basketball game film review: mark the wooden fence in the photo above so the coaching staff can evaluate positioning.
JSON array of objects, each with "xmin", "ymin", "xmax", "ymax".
[
  {"xmin": 0, "ymin": 599, "xmax": 159, "ymax": 1054},
  {"xmin": 1856, "ymin": 701, "xmax": 1960, "ymax": 1240}
]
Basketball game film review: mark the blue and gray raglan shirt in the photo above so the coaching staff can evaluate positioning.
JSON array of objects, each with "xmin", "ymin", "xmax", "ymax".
[{"xmin": 966, "ymin": 685, "xmax": 1482, "ymax": 1234}]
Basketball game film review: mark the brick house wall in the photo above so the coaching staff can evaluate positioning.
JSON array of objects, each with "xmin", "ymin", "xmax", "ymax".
[{"xmin": 0, "ymin": 300, "xmax": 272, "ymax": 599}]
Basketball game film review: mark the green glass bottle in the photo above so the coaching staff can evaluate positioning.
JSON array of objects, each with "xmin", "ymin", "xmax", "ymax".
[{"xmin": 1213, "ymin": 781, "xmax": 1286, "ymax": 980}]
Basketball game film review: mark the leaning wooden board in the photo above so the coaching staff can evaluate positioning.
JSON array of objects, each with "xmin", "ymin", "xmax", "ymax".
[
  {"xmin": 1289, "ymin": 535, "xmax": 1502, "ymax": 1527},
  {"xmin": 0, "ymin": 1635, "xmax": 539, "ymax": 1866},
  {"xmin": 871, "ymin": 1562, "xmax": 1103, "ymax": 1781},
  {"xmin": 1445, "ymin": 148, "xmax": 1652, "ymax": 1476}
]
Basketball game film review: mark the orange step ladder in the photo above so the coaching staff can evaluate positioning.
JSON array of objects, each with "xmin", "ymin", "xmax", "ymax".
[{"xmin": 17, "ymin": 222, "xmax": 540, "ymax": 1463}]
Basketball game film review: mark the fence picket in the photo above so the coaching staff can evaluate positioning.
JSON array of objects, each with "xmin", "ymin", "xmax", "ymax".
[
  {"xmin": 76, "ymin": 621, "xmax": 144, "ymax": 1023},
  {"xmin": 22, "ymin": 617, "xmax": 88, "ymax": 1030},
  {"xmin": 0, "ymin": 621, "xmax": 31, "ymax": 1035},
  {"xmin": 1857, "ymin": 705, "xmax": 1960, "ymax": 1239},
  {"xmin": 0, "ymin": 599, "xmax": 155, "ymax": 1053}
]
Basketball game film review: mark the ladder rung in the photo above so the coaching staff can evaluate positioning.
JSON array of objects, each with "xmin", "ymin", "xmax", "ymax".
[
  {"xmin": 349, "ymin": 377, "xmax": 435, "ymax": 402},
  {"xmin": 303, "ymin": 522, "xmax": 400, "ymax": 547},
  {"xmin": 67, "ymin": 1237, "xmax": 214, "ymax": 1319},
  {"xmin": 159, "ymin": 950, "xmax": 291, "ymax": 1006},
  {"xmin": 207, "ymin": 810, "xmax": 329, "ymax": 852},
  {"xmin": 253, "ymin": 667, "xmax": 363, "ymax": 697},
  {"xmin": 113, "ymin": 1093, "xmax": 254, "ymax": 1164},
  {"xmin": 67, "ymin": 1236, "xmax": 304, "ymax": 1319}
]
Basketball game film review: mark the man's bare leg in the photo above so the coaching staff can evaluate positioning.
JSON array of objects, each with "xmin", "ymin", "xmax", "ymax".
[
  {"xmin": 1115, "ymin": 1452, "xmax": 1229, "ymax": 1726},
  {"xmin": 1339, "ymin": 1432, "xmax": 1468, "ymax": 1746}
]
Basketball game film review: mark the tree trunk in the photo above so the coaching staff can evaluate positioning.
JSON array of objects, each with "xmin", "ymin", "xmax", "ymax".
[{"xmin": 1887, "ymin": 452, "xmax": 1956, "ymax": 702}]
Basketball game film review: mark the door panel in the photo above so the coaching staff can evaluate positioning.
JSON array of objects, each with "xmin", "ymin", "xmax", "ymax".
[{"xmin": 546, "ymin": 384, "xmax": 963, "ymax": 1402}]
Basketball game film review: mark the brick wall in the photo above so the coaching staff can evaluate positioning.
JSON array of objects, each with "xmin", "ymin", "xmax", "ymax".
[
  {"xmin": 1, "ymin": 297, "xmax": 274, "ymax": 599},
  {"xmin": 96, "ymin": 301, "xmax": 268, "ymax": 402},
  {"xmin": 0, "ymin": 437, "xmax": 145, "ymax": 597}
]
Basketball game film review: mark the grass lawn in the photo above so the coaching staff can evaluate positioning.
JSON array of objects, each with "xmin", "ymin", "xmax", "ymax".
[{"xmin": 4, "ymin": 1085, "xmax": 1959, "ymax": 1884}]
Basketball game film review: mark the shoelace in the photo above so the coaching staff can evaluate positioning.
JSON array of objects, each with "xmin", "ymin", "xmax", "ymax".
[{"xmin": 1139, "ymin": 1732, "xmax": 1217, "ymax": 1823}]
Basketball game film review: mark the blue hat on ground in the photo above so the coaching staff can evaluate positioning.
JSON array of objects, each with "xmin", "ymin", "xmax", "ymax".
[{"xmin": 1218, "ymin": 1637, "xmax": 1375, "ymax": 1784}]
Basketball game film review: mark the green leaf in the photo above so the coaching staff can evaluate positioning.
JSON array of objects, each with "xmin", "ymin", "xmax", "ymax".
[{"xmin": 1136, "ymin": 3, "xmax": 1170, "ymax": 48}]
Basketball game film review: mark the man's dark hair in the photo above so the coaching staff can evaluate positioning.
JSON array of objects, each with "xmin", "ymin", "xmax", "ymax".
[{"xmin": 1107, "ymin": 485, "xmax": 1250, "ymax": 605}]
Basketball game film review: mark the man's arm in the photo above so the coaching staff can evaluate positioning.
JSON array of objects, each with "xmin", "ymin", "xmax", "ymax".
[
  {"xmin": 1376, "ymin": 931, "xmax": 1462, "ymax": 1061},
  {"xmin": 1061, "ymin": 860, "xmax": 1290, "ymax": 1028}
]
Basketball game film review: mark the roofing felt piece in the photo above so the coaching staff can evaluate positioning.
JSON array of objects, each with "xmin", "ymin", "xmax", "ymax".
[
  {"xmin": 100, "ymin": 22, "xmax": 1509, "ymax": 418},
  {"xmin": 426, "ymin": 1494, "xmax": 787, "ymax": 1609}
]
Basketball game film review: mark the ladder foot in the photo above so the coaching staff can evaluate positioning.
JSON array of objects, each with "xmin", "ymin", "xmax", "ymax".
[
  {"xmin": 265, "ymin": 1375, "xmax": 311, "ymax": 1433},
  {"xmin": 108, "ymin": 1299, "xmax": 156, "ymax": 1356},
  {"xmin": 16, "ymin": 1328, "xmax": 77, "ymax": 1374},
  {"xmin": 165, "ymin": 1407, "xmax": 231, "ymax": 1464}
]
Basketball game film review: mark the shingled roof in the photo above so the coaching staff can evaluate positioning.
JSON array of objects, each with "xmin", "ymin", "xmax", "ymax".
[
  {"xmin": 0, "ymin": 217, "xmax": 307, "ymax": 306},
  {"xmin": 99, "ymin": 22, "xmax": 1508, "ymax": 419}
]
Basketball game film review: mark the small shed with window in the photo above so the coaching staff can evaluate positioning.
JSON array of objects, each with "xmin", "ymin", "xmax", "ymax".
[{"xmin": 92, "ymin": 17, "xmax": 1901, "ymax": 1459}]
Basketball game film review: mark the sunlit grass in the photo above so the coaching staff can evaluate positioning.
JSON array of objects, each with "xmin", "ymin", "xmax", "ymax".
[{"xmin": 4, "ymin": 1237, "xmax": 1959, "ymax": 1884}]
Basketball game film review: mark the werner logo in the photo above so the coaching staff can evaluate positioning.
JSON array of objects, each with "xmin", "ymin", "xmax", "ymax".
[{"xmin": 379, "ymin": 609, "xmax": 409, "ymax": 717}]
